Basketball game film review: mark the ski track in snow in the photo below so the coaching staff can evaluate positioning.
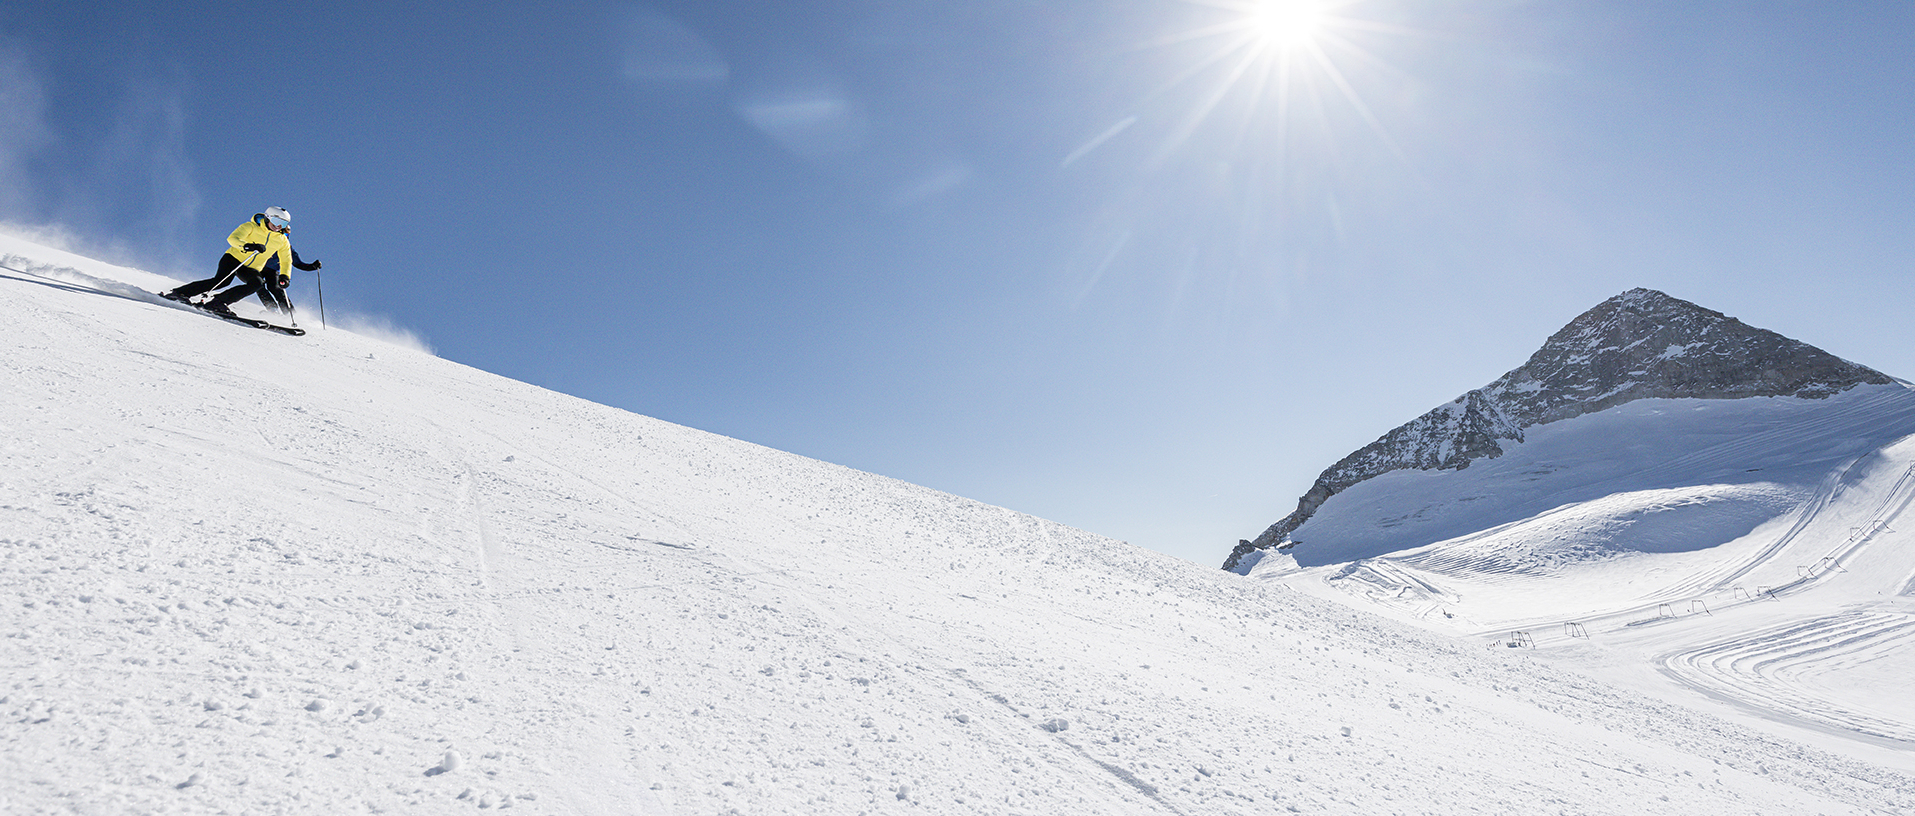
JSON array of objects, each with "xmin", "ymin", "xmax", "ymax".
[
  {"xmin": 6, "ymin": 236, "xmax": 1915, "ymax": 813},
  {"xmin": 1662, "ymin": 611, "xmax": 1915, "ymax": 744}
]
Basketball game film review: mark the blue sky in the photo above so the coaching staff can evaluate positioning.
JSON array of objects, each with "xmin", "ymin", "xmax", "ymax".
[{"xmin": 4, "ymin": 1, "xmax": 1913, "ymax": 565}]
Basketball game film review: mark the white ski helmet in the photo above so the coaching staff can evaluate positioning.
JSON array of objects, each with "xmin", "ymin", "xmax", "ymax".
[{"xmin": 264, "ymin": 206, "xmax": 291, "ymax": 228}]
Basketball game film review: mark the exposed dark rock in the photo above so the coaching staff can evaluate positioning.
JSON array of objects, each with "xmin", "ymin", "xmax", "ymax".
[{"xmin": 1224, "ymin": 288, "xmax": 1894, "ymax": 571}]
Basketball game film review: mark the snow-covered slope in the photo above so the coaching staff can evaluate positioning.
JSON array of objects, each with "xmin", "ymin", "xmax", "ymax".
[
  {"xmin": 5, "ymin": 236, "xmax": 1913, "ymax": 815},
  {"xmin": 1263, "ymin": 384, "xmax": 1915, "ymax": 569}
]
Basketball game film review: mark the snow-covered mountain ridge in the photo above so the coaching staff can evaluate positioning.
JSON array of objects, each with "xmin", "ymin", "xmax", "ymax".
[
  {"xmin": 6, "ymin": 236, "xmax": 1914, "ymax": 814},
  {"xmin": 1221, "ymin": 282, "xmax": 1915, "ymax": 777},
  {"xmin": 1227, "ymin": 288, "xmax": 1895, "ymax": 571}
]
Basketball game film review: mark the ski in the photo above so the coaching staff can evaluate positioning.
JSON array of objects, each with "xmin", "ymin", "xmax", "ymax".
[
  {"xmin": 160, "ymin": 291, "xmax": 306, "ymax": 336},
  {"xmin": 211, "ymin": 312, "xmax": 307, "ymax": 336}
]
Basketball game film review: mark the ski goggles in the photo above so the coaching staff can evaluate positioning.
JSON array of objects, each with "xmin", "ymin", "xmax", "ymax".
[{"xmin": 267, "ymin": 217, "xmax": 291, "ymax": 232}]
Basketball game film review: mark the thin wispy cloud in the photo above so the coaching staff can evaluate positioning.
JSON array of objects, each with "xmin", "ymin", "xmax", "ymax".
[
  {"xmin": 735, "ymin": 88, "xmax": 869, "ymax": 161},
  {"xmin": 617, "ymin": 6, "xmax": 729, "ymax": 87}
]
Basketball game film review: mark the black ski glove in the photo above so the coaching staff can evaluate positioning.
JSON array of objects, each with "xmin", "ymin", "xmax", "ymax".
[
  {"xmin": 310, "ymin": 260, "xmax": 322, "ymax": 270},
  {"xmin": 242, "ymin": 242, "xmax": 267, "ymax": 253},
  {"xmin": 275, "ymin": 273, "xmax": 290, "ymax": 289}
]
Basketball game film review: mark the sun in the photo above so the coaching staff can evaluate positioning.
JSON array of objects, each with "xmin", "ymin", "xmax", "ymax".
[
  {"xmin": 1078, "ymin": 0, "xmax": 1404, "ymax": 173},
  {"xmin": 1246, "ymin": 0, "xmax": 1326, "ymax": 49}
]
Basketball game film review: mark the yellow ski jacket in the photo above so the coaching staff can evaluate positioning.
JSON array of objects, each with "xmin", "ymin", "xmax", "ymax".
[{"xmin": 224, "ymin": 215, "xmax": 294, "ymax": 279}]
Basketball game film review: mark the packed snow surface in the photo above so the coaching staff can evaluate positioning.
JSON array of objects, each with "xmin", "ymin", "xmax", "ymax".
[{"xmin": 6, "ymin": 234, "xmax": 1915, "ymax": 814}]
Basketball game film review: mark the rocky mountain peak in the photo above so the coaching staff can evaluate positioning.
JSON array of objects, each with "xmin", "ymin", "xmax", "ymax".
[
  {"xmin": 1490, "ymin": 287, "xmax": 1879, "ymax": 426},
  {"xmin": 1223, "ymin": 288, "xmax": 1895, "ymax": 571}
]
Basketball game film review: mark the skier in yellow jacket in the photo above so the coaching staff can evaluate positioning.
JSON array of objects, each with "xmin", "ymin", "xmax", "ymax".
[{"xmin": 162, "ymin": 207, "xmax": 320, "ymax": 316}]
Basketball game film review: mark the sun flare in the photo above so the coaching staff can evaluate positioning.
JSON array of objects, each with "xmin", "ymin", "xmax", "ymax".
[
  {"xmin": 1246, "ymin": 0, "xmax": 1325, "ymax": 48},
  {"xmin": 1142, "ymin": 0, "xmax": 1400, "ymax": 159}
]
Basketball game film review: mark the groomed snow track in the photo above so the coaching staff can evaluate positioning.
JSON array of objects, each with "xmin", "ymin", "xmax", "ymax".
[{"xmin": 1663, "ymin": 612, "xmax": 1915, "ymax": 744}]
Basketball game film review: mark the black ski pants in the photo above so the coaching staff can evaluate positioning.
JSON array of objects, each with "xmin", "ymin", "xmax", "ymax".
[
  {"xmin": 168, "ymin": 253, "xmax": 246, "ymax": 300},
  {"xmin": 207, "ymin": 268, "xmax": 290, "ymax": 312},
  {"xmin": 172, "ymin": 253, "xmax": 292, "ymax": 313}
]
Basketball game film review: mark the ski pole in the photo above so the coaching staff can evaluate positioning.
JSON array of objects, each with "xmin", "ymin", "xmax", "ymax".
[{"xmin": 316, "ymin": 266, "xmax": 327, "ymax": 330}]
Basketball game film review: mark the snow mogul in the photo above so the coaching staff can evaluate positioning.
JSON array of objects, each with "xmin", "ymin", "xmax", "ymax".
[{"xmin": 162, "ymin": 206, "xmax": 321, "ymax": 317}]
